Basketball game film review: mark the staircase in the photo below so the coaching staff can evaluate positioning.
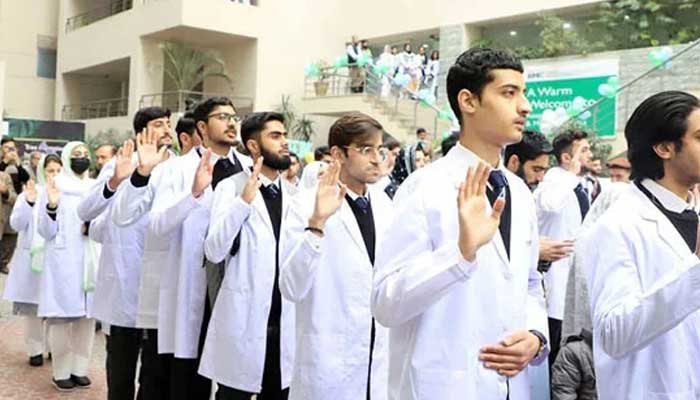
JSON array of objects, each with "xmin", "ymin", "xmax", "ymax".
[{"xmin": 299, "ymin": 68, "xmax": 453, "ymax": 145}]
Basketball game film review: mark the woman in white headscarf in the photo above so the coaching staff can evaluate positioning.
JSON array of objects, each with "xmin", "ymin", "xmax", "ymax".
[
  {"xmin": 2, "ymin": 153, "xmax": 62, "ymax": 367},
  {"xmin": 37, "ymin": 141, "xmax": 100, "ymax": 392}
]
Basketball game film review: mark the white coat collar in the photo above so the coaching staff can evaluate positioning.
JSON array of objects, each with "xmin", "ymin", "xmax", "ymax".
[{"xmin": 641, "ymin": 179, "xmax": 694, "ymax": 213}]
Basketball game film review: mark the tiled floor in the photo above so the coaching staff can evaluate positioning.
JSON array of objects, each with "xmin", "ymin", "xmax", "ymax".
[{"xmin": 0, "ymin": 274, "xmax": 108, "ymax": 399}]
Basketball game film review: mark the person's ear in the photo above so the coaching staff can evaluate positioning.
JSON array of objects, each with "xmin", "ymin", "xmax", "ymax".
[
  {"xmin": 652, "ymin": 141, "xmax": 675, "ymax": 161},
  {"xmin": 458, "ymin": 89, "xmax": 479, "ymax": 117},
  {"xmin": 506, "ymin": 154, "xmax": 520, "ymax": 173},
  {"xmin": 246, "ymin": 139, "xmax": 260, "ymax": 156},
  {"xmin": 330, "ymin": 146, "xmax": 345, "ymax": 162}
]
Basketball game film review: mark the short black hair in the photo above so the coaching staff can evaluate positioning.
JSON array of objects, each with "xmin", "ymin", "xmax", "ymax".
[
  {"xmin": 96, "ymin": 144, "xmax": 117, "ymax": 156},
  {"xmin": 314, "ymin": 146, "xmax": 330, "ymax": 161},
  {"xmin": 626, "ymin": 91, "xmax": 700, "ymax": 180},
  {"xmin": 382, "ymin": 137, "xmax": 401, "ymax": 151},
  {"xmin": 328, "ymin": 112, "xmax": 383, "ymax": 149},
  {"xmin": 446, "ymin": 47, "xmax": 523, "ymax": 126},
  {"xmin": 1, "ymin": 137, "xmax": 15, "ymax": 146},
  {"xmin": 416, "ymin": 127, "xmax": 426, "ymax": 135},
  {"xmin": 133, "ymin": 106, "xmax": 171, "ymax": 133},
  {"xmin": 441, "ymin": 131, "xmax": 460, "ymax": 156},
  {"xmin": 240, "ymin": 111, "xmax": 285, "ymax": 149},
  {"xmin": 289, "ymin": 152, "xmax": 299, "ymax": 162},
  {"xmin": 552, "ymin": 129, "xmax": 589, "ymax": 164},
  {"xmin": 192, "ymin": 97, "xmax": 236, "ymax": 127},
  {"xmin": 505, "ymin": 130, "xmax": 553, "ymax": 164},
  {"xmin": 175, "ymin": 117, "xmax": 197, "ymax": 149}
]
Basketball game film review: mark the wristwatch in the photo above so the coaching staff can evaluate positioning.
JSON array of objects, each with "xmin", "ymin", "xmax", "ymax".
[{"xmin": 529, "ymin": 329, "xmax": 548, "ymax": 359}]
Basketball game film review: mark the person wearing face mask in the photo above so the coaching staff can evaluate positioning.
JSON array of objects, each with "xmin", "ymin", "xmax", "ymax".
[
  {"xmin": 3, "ymin": 154, "xmax": 61, "ymax": 367},
  {"xmin": 37, "ymin": 141, "xmax": 99, "ymax": 392}
]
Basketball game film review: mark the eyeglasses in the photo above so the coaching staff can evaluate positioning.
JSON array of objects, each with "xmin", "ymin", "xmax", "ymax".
[
  {"xmin": 343, "ymin": 145, "xmax": 388, "ymax": 161},
  {"xmin": 208, "ymin": 112, "xmax": 241, "ymax": 123}
]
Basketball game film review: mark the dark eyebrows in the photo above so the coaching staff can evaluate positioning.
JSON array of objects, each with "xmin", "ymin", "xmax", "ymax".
[{"xmin": 499, "ymin": 83, "xmax": 523, "ymax": 91}]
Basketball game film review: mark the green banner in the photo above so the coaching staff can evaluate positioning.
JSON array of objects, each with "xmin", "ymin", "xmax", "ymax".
[{"xmin": 526, "ymin": 76, "xmax": 616, "ymax": 137}]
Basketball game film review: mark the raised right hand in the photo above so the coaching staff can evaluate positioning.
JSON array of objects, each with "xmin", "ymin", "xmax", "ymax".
[
  {"xmin": 24, "ymin": 179, "xmax": 37, "ymax": 203},
  {"xmin": 457, "ymin": 162, "xmax": 505, "ymax": 262},
  {"xmin": 308, "ymin": 160, "xmax": 347, "ymax": 231},
  {"xmin": 136, "ymin": 127, "xmax": 167, "ymax": 176},
  {"xmin": 46, "ymin": 176, "xmax": 60, "ymax": 208},
  {"xmin": 240, "ymin": 158, "xmax": 263, "ymax": 204}
]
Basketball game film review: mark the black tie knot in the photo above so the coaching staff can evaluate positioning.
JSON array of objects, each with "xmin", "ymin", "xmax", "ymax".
[
  {"xmin": 354, "ymin": 196, "xmax": 370, "ymax": 213},
  {"xmin": 488, "ymin": 170, "xmax": 508, "ymax": 197},
  {"xmin": 265, "ymin": 183, "xmax": 280, "ymax": 199}
]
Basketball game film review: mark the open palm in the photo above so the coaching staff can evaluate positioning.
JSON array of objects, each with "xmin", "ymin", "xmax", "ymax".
[
  {"xmin": 457, "ymin": 162, "xmax": 504, "ymax": 261},
  {"xmin": 312, "ymin": 161, "xmax": 347, "ymax": 223}
]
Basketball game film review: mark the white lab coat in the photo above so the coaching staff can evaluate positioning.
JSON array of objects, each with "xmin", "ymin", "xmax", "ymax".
[
  {"xmin": 199, "ymin": 172, "xmax": 296, "ymax": 392},
  {"xmin": 280, "ymin": 185, "xmax": 392, "ymax": 400},
  {"xmin": 112, "ymin": 156, "xmax": 182, "ymax": 330},
  {"xmin": 583, "ymin": 182, "xmax": 700, "ymax": 399},
  {"xmin": 78, "ymin": 158, "xmax": 148, "ymax": 328},
  {"xmin": 372, "ymin": 143, "xmax": 548, "ymax": 400},
  {"xmin": 37, "ymin": 174, "xmax": 96, "ymax": 318},
  {"xmin": 534, "ymin": 166, "xmax": 585, "ymax": 320},
  {"xmin": 3, "ymin": 190, "xmax": 44, "ymax": 304},
  {"xmin": 149, "ymin": 149, "xmax": 211, "ymax": 359}
]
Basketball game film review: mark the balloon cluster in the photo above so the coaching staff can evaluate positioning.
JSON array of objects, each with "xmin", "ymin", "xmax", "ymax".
[
  {"xmin": 649, "ymin": 47, "xmax": 673, "ymax": 69},
  {"xmin": 597, "ymin": 76, "xmax": 620, "ymax": 99},
  {"xmin": 417, "ymin": 89, "xmax": 436, "ymax": 108}
]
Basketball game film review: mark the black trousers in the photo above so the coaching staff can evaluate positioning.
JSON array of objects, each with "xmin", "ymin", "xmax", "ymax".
[
  {"xmin": 167, "ymin": 297, "xmax": 213, "ymax": 400},
  {"xmin": 105, "ymin": 325, "xmax": 142, "ymax": 400},
  {"xmin": 139, "ymin": 328, "xmax": 172, "ymax": 400},
  {"xmin": 548, "ymin": 317, "xmax": 563, "ymax": 368},
  {"xmin": 216, "ymin": 327, "xmax": 287, "ymax": 400},
  {"xmin": 0, "ymin": 233, "xmax": 17, "ymax": 268}
]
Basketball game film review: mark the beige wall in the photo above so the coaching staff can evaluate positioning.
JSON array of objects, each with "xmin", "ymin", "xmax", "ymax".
[{"xmin": 0, "ymin": 0, "xmax": 58, "ymax": 120}]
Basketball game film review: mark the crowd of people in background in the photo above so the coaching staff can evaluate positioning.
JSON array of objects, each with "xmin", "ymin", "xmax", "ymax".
[
  {"xmin": 346, "ymin": 36, "xmax": 440, "ymax": 98},
  {"xmin": 4, "ymin": 46, "xmax": 697, "ymax": 400}
]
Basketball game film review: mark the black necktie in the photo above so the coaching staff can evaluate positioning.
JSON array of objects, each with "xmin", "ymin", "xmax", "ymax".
[
  {"xmin": 266, "ymin": 183, "xmax": 280, "ymax": 199},
  {"xmin": 574, "ymin": 183, "xmax": 590, "ymax": 220},
  {"xmin": 354, "ymin": 196, "xmax": 370, "ymax": 214},
  {"xmin": 212, "ymin": 157, "xmax": 236, "ymax": 190},
  {"xmin": 488, "ymin": 170, "xmax": 508, "ymax": 198}
]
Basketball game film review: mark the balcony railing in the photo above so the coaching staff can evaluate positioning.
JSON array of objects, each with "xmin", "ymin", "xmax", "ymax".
[
  {"xmin": 139, "ymin": 90, "xmax": 254, "ymax": 115},
  {"xmin": 65, "ymin": 0, "xmax": 133, "ymax": 32},
  {"xmin": 62, "ymin": 97, "xmax": 129, "ymax": 120}
]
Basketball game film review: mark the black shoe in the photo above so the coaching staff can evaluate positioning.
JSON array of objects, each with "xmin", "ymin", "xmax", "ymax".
[
  {"xmin": 28, "ymin": 354, "xmax": 43, "ymax": 367},
  {"xmin": 70, "ymin": 375, "xmax": 91, "ymax": 389},
  {"xmin": 52, "ymin": 378, "xmax": 76, "ymax": 392}
]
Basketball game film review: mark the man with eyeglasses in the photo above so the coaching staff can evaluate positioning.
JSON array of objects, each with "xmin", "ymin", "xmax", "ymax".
[
  {"xmin": 278, "ymin": 112, "xmax": 394, "ymax": 400},
  {"xmin": 113, "ymin": 97, "xmax": 252, "ymax": 399}
]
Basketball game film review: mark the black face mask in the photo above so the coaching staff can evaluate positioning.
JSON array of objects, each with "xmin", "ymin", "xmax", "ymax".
[{"xmin": 70, "ymin": 157, "xmax": 91, "ymax": 175}]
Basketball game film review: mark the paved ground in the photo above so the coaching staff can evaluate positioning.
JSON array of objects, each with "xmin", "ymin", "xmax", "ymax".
[{"xmin": 0, "ymin": 273, "xmax": 108, "ymax": 399}]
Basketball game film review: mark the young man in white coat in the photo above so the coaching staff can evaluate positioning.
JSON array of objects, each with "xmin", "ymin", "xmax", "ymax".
[
  {"xmin": 533, "ymin": 129, "xmax": 592, "ymax": 365},
  {"xmin": 583, "ymin": 91, "xmax": 700, "ymax": 399},
  {"xmin": 109, "ymin": 106, "xmax": 176, "ymax": 400},
  {"xmin": 371, "ymin": 47, "xmax": 549, "ymax": 400},
  {"xmin": 200, "ymin": 111, "xmax": 295, "ymax": 400},
  {"xmin": 113, "ymin": 97, "xmax": 251, "ymax": 399},
  {"xmin": 280, "ymin": 113, "xmax": 393, "ymax": 400}
]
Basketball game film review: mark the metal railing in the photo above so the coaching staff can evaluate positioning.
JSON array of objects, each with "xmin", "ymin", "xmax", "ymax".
[
  {"xmin": 561, "ymin": 38, "xmax": 700, "ymax": 137},
  {"xmin": 139, "ymin": 90, "xmax": 254, "ymax": 115},
  {"xmin": 65, "ymin": 0, "xmax": 133, "ymax": 32},
  {"xmin": 304, "ymin": 65, "xmax": 448, "ymax": 142},
  {"xmin": 62, "ymin": 97, "xmax": 129, "ymax": 120}
]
